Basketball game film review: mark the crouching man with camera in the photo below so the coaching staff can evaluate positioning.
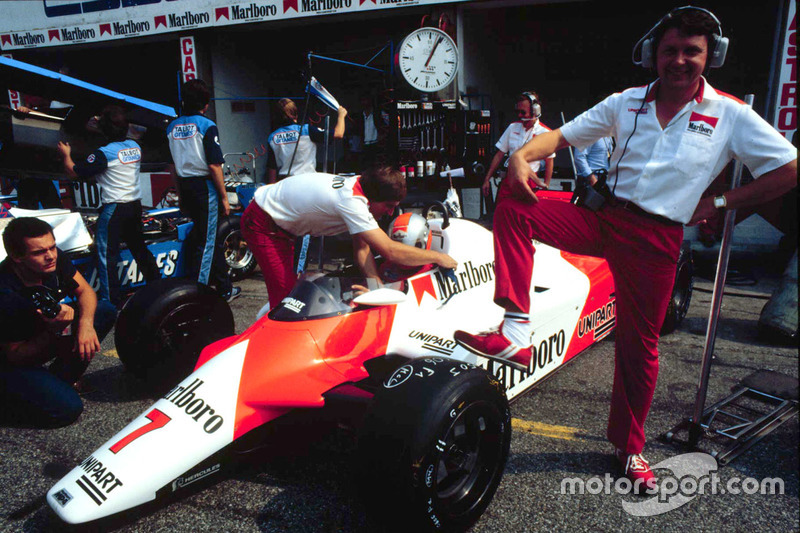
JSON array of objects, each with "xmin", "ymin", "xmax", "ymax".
[
  {"xmin": 0, "ymin": 217, "xmax": 117, "ymax": 427},
  {"xmin": 454, "ymin": 7, "xmax": 797, "ymax": 492}
]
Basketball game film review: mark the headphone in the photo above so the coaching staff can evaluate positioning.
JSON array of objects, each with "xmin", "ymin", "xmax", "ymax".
[
  {"xmin": 521, "ymin": 92, "xmax": 542, "ymax": 119},
  {"xmin": 633, "ymin": 6, "xmax": 728, "ymax": 69}
]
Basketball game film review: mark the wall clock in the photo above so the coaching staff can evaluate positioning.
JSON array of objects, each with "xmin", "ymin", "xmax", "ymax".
[{"xmin": 398, "ymin": 27, "xmax": 459, "ymax": 93}]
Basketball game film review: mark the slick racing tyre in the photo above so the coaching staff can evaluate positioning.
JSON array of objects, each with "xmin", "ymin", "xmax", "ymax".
[
  {"xmin": 357, "ymin": 357, "xmax": 511, "ymax": 533},
  {"xmin": 115, "ymin": 278, "xmax": 235, "ymax": 388},
  {"xmin": 661, "ymin": 240, "xmax": 694, "ymax": 335},
  {"xmin": 217, "ymin": 216, "xmax": 256, "ymax": 281}
]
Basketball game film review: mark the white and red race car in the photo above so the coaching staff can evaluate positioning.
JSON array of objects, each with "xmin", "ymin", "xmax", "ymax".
[{"xmin": 45, "ymin": 193, "xmax": 692, "ymax": 532}]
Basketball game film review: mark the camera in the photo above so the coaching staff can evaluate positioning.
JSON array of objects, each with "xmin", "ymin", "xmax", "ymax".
[
  {"xmin": 23, "ymin": 286, "xmax": 63, "ymax": 319},
  {"xmin": 571, "ymin": 170, "xmax": 614, "ymax": 212}
]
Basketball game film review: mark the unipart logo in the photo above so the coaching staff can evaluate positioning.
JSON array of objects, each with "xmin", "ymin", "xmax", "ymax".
[
  {"xmin": 171, "ymin": 123, "xmax": 197, "ymax": 139},
  {"xmin": 408, "ymin": 330, "xmax": 456, "ymax": 356},
  {"xmin": 281, "ymin": 297, "xmax": 306, "ymax": 313},
  {"xmin": 76, "ymin": 455, "xmax": 124, "ymax": 505},
  {"xmin": 118, "ymin": 148, "xmax": 141, "ymax": 164},
  {"xmin": 577, "ymin": 300, "xmax": 616, "ymax": 340}
]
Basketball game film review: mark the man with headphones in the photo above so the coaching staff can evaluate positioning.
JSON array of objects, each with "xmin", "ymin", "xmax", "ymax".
[
  {"xmin": 481, "ymin": 92, "xmax": 555, "ymax": 200},
  {"xmin": 456, "ymin": 7, "xmax": 797, "ymax": 492}
]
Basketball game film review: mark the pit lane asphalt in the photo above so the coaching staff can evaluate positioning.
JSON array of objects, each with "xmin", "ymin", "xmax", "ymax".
[{"xmin": 1, "ymin": 250, "xmax": 797, "ymax": 533}]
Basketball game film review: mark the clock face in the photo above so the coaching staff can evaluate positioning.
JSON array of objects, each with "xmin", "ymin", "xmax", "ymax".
[{"xmin": 398, "ymin": 27, "xmax": 459, "ymax": 93}]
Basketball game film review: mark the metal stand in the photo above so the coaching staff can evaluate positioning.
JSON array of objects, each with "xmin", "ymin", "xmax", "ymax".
[{"xmin": 662, "ymin": 94, "xmax": 799, "ymax": 464}]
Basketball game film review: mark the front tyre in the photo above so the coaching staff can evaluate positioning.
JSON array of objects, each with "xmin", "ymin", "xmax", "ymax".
[
  {"xmin": 357, "ymin": 357, "xmax": 511, "ymax": 532},
  {"xmin": 115, "ymin": 278, "xmax": 235, "ymax": 388}
]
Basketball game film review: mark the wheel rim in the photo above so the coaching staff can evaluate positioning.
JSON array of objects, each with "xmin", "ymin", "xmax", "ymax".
[
  {"xmin": 223, "ymin": 230, "xmax": 253, "ymax": 270},
  {"xmin": 672, "ymin": 261, "xmax": 693, "ymax": 317},
  {"xmin": 434, "ymin": 400, "xmax": 505, "ymax": 516},
  {"xmin": 154, "ymin": 302, "xmax": 225, "ymax": 374}
]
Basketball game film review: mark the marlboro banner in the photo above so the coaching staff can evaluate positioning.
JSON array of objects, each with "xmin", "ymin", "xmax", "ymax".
[{"xmin": 0, "ymin": 0, "xmax": 470, "ymax": 51}]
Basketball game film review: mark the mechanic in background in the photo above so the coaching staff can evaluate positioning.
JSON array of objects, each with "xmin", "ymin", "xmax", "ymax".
[
  {"xmin": 240, "ymin": 166, "xmax": 457, "ymax": 310},
  {"xmin": 481, "ymin": 92, "xmax": 555, "ymax": 201},
  {"xmin": 0, "ymin": 217, "xmax": 116, "ymax": 427},
  {"xmin": 574, "ymin": 136, "xmax": 613, "ymax": 187},
  {"xmin": 167, "ymin": 79, "xmax": 239, "ymax": 302},
  {"xmin": 57, "ymin": 105, "xmax": 159, "ymax": 306},
  {"xmin": 455, "ymin": 7, "xmax": 798, "ymax": 492},
  {"xmin": 266, "ymin": 98, "xmax": 347, "ymax": 183}
]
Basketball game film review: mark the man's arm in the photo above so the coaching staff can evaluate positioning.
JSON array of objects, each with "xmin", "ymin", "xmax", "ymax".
[
  {"xmin": 72, "ymin": 270, "xmax": 101, "ymax": 361},
  {"xmin": 352, "ymin": 234, "xmax": 381, "ymax": 281},
  {"xmin": 333, "ymin": 106, "xmax": 348, "ymax": 140},
  {"xmin": 208, "ymin": 163, "xmax": 231, "ymax": 216},
  {"xmin": 166, "ymin": 164, "xmax": 185, "ymax": 212},
  {"xmin": 688, "ymin": 159, "xmax": 798, "ymax": 225},
  {"xmin": 543, "ymin": 158, "xmax": 554, "ymax": 188},
  {"xmin": 482, "ymin": 150, "xmax": 507, "ymax": 196},
  {"xmin": 0, "ymin": 299, "xmax": 74, "ymax": 366},
  {"xmin": 1, "ymin": 334, "xmax": 56, "ymax": 367},
  {"xmin": 56, "ymin": 141, "xmax": 80, "ymax": 179},
  {"xmin": 573, "ymin": 145, "xmax": 592, "ymax": 179},
  {"xmin": 354, "ymin": 228, "xmax": 458, "ymax": 271},
  {"xmin": 507, "ymin": 129, "xmax": 570, "ymax": 202}
]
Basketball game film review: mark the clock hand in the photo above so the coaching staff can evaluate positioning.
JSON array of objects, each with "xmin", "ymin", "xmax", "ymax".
[{"xmin": 424, "ymin": 36, "xmax": 444, "ymax": 67}]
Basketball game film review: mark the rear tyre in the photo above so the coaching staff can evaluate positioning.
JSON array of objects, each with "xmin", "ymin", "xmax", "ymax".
[
  {"xmin": 661, "ymin": 241, "xmax": 694, "ymax": 334},
  {"xmin": 357, "ymin": 357, "xmax": 511, "ymax": 532},
  {"xmin": 217, "ymin": 216, "xmax": 256, "ymax": 281},
  {"xmin": 115, "ymin": 278, "xmax": 235, "ymax": 388}
]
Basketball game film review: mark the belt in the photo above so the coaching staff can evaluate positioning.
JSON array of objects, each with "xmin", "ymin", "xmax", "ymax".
[{"xmin": 615, "ymin": 200, "xmax": 682, "ymax": 226}]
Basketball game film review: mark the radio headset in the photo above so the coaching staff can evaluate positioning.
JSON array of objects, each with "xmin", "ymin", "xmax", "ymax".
[
  {"xmin": 632, "ymin": 6, "xmax": 728, "ymax": 70},
  {"xmin": 612, "ymin": 6, "xmax": 727, "ymax": 196},
  {"xmin": 521, "ymin": 92, "xmax": 541, "ymax": 118}
]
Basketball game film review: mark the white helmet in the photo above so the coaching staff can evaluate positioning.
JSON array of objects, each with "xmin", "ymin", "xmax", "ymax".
[{"xmin": 388, "ymin": 212, "xmax": 431, "ymax": 250}]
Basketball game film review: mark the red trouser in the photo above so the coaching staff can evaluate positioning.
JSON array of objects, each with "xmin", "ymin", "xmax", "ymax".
[
  {"xmin": 240, "ymin": 201, "xmax": 297, "ymax": 309},
  {"xmin": 493, "ymin": 192, "xmax": 683, "ymax": 454}
]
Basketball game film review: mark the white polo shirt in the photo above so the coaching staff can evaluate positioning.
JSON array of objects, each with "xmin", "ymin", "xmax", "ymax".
[
  {"xmin": 253, "ymin": 173, "xmax": 379, "ymax": 237},
  {"xmin": 561, "ymin": 78, "xmax": 797, "ymax": 224},
  {"xmin": 496, "ymin": 120, "xmax": 555, "ymax": 173}
]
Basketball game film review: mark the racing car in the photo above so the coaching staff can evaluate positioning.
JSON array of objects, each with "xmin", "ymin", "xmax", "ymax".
[{"xmin": 45, "ymin": 194, "xmax": 693, "ymax": 532}]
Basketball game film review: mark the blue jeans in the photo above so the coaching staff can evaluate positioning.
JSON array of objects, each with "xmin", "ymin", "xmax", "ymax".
[{"xmin": 0, "ymin": 299, "xmax": 117, "ymax": 428}]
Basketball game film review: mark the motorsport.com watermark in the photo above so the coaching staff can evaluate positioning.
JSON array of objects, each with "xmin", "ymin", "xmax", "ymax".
[{"xmin": 559, "ymin": 452, "xmax": 785, "ymax": 516}]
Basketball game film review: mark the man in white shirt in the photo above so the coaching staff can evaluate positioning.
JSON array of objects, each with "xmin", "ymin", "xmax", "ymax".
[
  {"xmin": 455, "ymin": 7, "xmax": 797, "ymax": 492},
  {"xmin": 241, "ymin": 166, "xmax": 457, "ymax": 309},
  {"xmin": 481, "ymin": 92, "xmax": 555, "ymax": 198}
]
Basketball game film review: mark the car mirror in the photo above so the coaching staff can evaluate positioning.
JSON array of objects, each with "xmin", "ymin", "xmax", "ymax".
[{"xmin": 352, "ymin": 288, "xmax": 407, "ymax": 306}]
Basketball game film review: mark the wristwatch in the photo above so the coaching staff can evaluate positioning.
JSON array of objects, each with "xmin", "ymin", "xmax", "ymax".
[{"xmin": 713, "ymin": 195, "xmax": 727, "ymax": 209}]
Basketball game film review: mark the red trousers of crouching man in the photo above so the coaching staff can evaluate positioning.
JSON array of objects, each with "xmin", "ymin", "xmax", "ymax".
[
  {"xmin": 493, "ymin": 188, "xmax": 682, "ymax": 454},
  {"xmin": 241, "ymin": 201, "xmax": 297, "ymax": 310}
]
